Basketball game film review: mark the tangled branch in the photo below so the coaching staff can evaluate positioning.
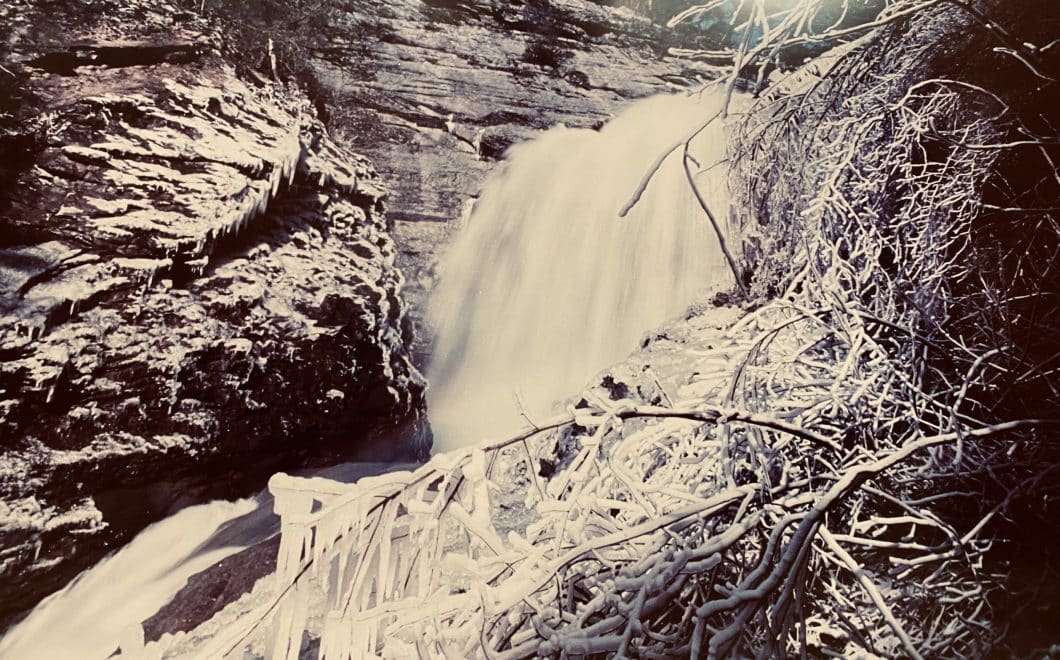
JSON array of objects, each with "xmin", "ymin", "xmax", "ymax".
[
  {"xmin": 147, "ymin": 2, "xmax": 1059, "ymax": 658},
  {"xmin": 193, "ymin": 286, "xmax": 1055, "ymax": 658}
]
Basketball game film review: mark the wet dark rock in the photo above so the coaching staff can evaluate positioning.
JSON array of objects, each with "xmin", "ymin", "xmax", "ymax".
[
  {"xmin": 0, "ymin": 0, "xmax": 428, "ymax": 627},
  {"xmin": 141, "ymin": 536, "xmax": 281, "ymax": 643},
  {"xmin": 25, "ymin": 43, "xmax": 209, "ymax": 75}
]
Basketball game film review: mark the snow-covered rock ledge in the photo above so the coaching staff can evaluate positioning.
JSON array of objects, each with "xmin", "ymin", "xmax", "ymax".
[{"xmin": 0, "ymin": 4, "xmax": 429, "ymax": 625}]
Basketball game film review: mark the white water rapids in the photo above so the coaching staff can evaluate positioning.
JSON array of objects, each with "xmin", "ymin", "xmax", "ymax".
[
  {"xmin": 0, "ymin": 462, "xmax": 405, "ymax": 659},
  {"xmin": 427, "ymin": 90, "xmax": 736, "ymax": 449},
  {"xmin": 0, "ymin": 499, "xmax": 257, "ymax": 660}
]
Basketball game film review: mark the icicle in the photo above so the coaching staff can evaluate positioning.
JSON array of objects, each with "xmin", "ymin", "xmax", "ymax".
[
  {"xmin": 270, "ymin": 473, "xmax": 317, "ymax": 581},
  {"xmin": 341, "ymin": 612, "xmax": 357, "ymax": 660},
  {"xmin": 313, "ymin": 515, "xmax": 332, "ymax": 576},
  {"xmin": 255, "ymin": 186, "xmax": 269, "ymax": 219},
  {"xmin": 286, "ymin": 143, "xmax": 298, "ymax": 186},
  {"xmin": 271, "ymin": 161, "xmax": 283, "ymax": 200},
  {"xmin": 300, "ymin": 523, "xmax": 313, "ymax": 573},
  {"xmin": 335, "ymin": 548, "xmax": 350, "ymax": 610},
  {"xmin": 270, "ymin": 584, "xmax": 297, "ymax": 660},
  {"xmin": 391, "ymin": 530, "xmax": 407, "ymax": 601},
  {"xmin": 377, "ymin": 503, "xmax": 396, "ymax": 603},
  {"xmin": 418, "ymin": 527, "xmax": 434, "ymax": 597},
  {"xmin": 352, "ymin": 621, "xmax": 369, "ymax": 660},
  {"xmin": 319, "ymin": 612, "xmax": 344, "ymax": 660},
  {"xmin": 145, "ymin": 261, "xmax": 161, "ymax": 289},
  {"xmin": 287, "ymin": 581, "xmax": 309, "ymax": 660},
  {"xmin": 467, "ymin": 449, "xmax": 492, "ymax": 517}
]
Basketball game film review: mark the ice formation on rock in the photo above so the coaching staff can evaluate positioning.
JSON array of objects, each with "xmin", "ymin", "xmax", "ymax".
[{"xmin": 0, "ymin": 41, "xmax": 428, "ymax": 624}]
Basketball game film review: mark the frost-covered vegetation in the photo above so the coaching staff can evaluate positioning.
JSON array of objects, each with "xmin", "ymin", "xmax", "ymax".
[{"xmin": 144, "ymin": 1, "xmax": 1058, "ymax": 658}]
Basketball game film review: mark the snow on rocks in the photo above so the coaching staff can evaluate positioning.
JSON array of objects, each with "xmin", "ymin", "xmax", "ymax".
[{"xmin": 0, "ymin": 5, "xmax": 428, "ymax": 625}]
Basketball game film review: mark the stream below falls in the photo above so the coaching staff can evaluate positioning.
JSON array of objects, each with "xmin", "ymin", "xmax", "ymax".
[{"xmin": 0, "ymin": 462, "xmax": 411, "ymax": 659}]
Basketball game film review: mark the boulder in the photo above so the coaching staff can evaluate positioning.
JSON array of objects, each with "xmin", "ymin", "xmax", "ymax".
[{"xmin": 0, "ymin": 0, "xmax": 428, "ymax": 626}]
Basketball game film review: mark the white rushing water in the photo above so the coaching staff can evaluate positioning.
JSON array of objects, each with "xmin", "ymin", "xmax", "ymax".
[
  {"xmin": 1, "ymin": 89, "xmax": 739, "ymax": 657},
  {"xmin": 0, "ymin": 498, "xmax": 258, "ymax": 660},
  {"xmin": 427, "ymin": 90, "xmax": 737, "ymax": 450},
  {"xmin": 0, "ymin": 462, "xmax": 406, "ymax": 660}
]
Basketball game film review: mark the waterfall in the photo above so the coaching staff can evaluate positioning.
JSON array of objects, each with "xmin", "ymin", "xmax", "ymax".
[{"xmin": 427, "ymin": 90, "xmax": 737, "ymax": 450}]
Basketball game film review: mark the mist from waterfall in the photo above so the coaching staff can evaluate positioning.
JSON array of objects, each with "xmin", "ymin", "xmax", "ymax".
[{"xmin": 427, "ymin": 90, "xmax": 737, "ymax": 450}]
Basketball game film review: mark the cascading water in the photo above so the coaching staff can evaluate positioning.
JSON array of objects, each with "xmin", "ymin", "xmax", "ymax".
[
  {"xmin": 0, "ymin": 498, "xmax": 259, "ymax": 660},
  {"xmin": 427, "ymin": 90, "xmax": 737, "ymax": 450},
  {"xmin": 1, "ymin": 89, "xmax": 739, "ymax": 658},
  {"xmin": 0, "ymin": 462, "xmax": 406, "ymax": 659}
]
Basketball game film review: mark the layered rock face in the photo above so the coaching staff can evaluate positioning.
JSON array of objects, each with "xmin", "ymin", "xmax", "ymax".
[
  {"xmin": 0, "ymin": 0, "xmax": 428, "ymax": 625},
  {"xmin": 314, "ymin": 0, "xmax": 717, "ymax": 361}
]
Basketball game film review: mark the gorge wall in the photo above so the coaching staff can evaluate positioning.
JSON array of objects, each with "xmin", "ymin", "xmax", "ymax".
[
  {"xmin": 0, "ymin": 0, "xmax": 428, "ymax": 625},
  {"xmin": 301, "ymin": 0, "xmax": 719, "ymax": 361}
]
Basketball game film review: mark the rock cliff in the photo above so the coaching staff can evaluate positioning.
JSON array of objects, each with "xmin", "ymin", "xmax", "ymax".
[
  {"xmin": 0, "ymin": 0, "xmax": 428, "ymax": 625},
  {"xmin": 310, "ymin": 0, "xmax": 719, "ymax": 361}
]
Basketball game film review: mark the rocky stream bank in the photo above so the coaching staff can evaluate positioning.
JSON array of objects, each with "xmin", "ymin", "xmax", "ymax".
[{"xmin": 0, "ymin": 0, "xmax": 430, "ymax": 626}]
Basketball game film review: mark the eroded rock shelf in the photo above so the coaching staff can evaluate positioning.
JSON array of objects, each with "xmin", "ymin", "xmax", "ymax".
[{"xmin": 0, "ymin": 0, "xmax": 428, "ymax": 625}]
